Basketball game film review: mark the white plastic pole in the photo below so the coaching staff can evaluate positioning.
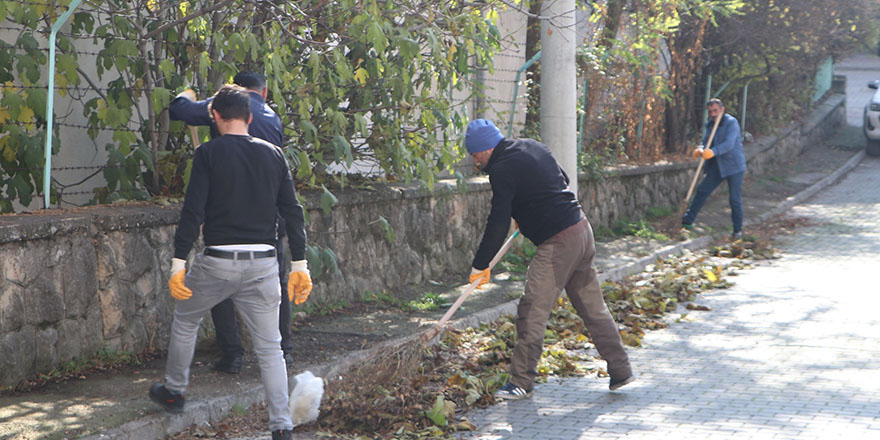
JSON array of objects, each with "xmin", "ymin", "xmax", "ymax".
[{"xmin": 44, "ymin": 0, "xmax": 82, "ymax": 208}]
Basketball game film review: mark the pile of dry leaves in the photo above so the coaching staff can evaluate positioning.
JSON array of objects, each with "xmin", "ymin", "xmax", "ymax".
[{"xmin": 313, "ymin": 247, "xmax": 757, "ymax": 438}]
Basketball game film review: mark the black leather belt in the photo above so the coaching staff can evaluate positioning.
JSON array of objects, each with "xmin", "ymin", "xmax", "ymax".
[{"xmin": 205, "ymin": 248, "xmax": 276, "ymax": 260}]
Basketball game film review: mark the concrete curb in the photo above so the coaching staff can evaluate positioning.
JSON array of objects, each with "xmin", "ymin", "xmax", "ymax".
[
  {"xmin": 748, "ymin": 150, "xmax": 866, "ymax": 226},
  {"xmin": 86, "ymin": 150, "xmax": 866, "ymax": 440}
]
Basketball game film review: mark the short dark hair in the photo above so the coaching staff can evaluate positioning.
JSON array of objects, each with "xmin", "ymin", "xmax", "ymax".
[
  {"xmin": 211, "ymin": 85, "xmax": 251, "ymax": 122},
  {"xmin": 707, "ymin": 98, "xmax": 724, "ymax": 108},
  {"xmin": 233, "ymin": 71, "xmax": 267, "ymax": 91}
]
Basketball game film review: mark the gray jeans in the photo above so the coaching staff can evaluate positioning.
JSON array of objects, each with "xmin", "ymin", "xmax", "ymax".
[
  {"xmin": 165, "ymin": 252, "xmax": 292, "ymax": 431},
  {"xmin": 510, "ymin": 218, "xmax": 632, "ymax": 391}
]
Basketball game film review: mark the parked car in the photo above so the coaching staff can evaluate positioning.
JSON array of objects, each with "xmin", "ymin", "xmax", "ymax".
[{"xmin": 866, "ymin": 80, "xmax": 880, "ymax": 156}]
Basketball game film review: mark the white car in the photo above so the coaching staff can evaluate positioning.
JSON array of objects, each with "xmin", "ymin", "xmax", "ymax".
[{"xmin": 866, "ymin": 80, "xmax": 880, "ymax": 156}]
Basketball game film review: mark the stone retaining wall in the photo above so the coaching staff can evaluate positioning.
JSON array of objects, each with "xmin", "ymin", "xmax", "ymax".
[{"xmin": 0, "ymin": 94, "xmax": 845, "ymax": 387}]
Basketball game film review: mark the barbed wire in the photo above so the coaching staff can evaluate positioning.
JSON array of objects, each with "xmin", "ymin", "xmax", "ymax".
[
  {"xmin": 0, "ymin": 83, "xmax": 155, "ymax": 93},
  {"xmin": 60, "ymin": 189, "xmax": 149, "ymax": 196},
  {"xmin": 0, "ymin": 26, "xmax": 205, "ymax": 46},
  {"xmin": 4, "ymin": 163, "xmax": 144, "ymax": 173},
  {"xmin": 1, "ymin": 120, "xmax": 176, "ymax": 134}
]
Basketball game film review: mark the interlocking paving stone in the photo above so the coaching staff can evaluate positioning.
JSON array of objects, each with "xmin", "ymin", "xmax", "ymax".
[{"xmin": 460, "ymin": 159, "xmax": 880, "ymax": 439}]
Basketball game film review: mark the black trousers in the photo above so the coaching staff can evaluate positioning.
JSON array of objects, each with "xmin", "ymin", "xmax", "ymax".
[{"xmin": 210, "ymin": 238, "xmax": 293, "ymax": 357}]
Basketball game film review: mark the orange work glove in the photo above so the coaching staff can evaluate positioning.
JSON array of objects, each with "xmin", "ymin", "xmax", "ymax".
[
  {"xmin": 168, "ymin": 258, "xmax": 192, "ymax": 300},
  {"xmin": 288, "ymin": 260, "xmax": 313, "ymax": 304},
  {"xmin": 702, "ymin": 149, "xmax": 715, "ymax": 160},
  {"xmin": 692, "ymin": 147, "xmax": 704, "ymax": 159},
  {"xmin": 470, "ymin": 267, "xmax": 491, "ymax": 290}
]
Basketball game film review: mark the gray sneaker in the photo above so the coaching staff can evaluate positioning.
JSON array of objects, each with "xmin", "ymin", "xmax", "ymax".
[
  {"xmin": 731, "ymin": 231, "xmax": 744, "ymax": 241},
  {"xmin": 494, "ymin": 382, "xmax": 532, "ymax": 400},
  {"xmin": 609, "ymin": 375, "xmax": 636, "ymax": 390}
]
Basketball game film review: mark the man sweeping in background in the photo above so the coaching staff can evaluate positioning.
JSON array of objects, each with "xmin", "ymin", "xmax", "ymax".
[
  {"xmin": 681, "ymin": 98, "xmax": 747, "ymax": 240},
  {"xmin": 465, "ymin": 119, "xmax": 634, "ymax": 400}
]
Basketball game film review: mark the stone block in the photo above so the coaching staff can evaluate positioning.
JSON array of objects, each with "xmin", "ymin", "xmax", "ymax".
[
  {"xmin": 34, "ymin": 326, "xmax": 59, "ymax": 368},
  {"xmin": 0, "ymin": 284, "xmax": 25, "ymax": 333},
  {"xmin": 0, "ymin": 327, "xmax": 35, "ymax": 386},
  {"xmin": 24, "ymin": 274, "xmax": 65, "ymax": 326},
  {"xmin": 61, "ymin": 237, "xmax": 99, "ymax": 319}
]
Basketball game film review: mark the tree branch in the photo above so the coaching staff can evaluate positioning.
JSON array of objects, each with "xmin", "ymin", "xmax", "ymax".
[{"xmin": 143, "ymin": 0, "xmax": 235, "ymax": 40}]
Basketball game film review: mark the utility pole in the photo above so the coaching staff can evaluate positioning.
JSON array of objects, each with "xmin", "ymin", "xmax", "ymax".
[{"xmin": 540, "ymin": 0, "xmax": 578, "ymax": 196}]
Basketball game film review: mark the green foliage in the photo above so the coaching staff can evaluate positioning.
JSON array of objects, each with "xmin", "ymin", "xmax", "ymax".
[
  {"xmin": 407, "ymin": 292, "xmax": 450, "ymax": 312},
  {"xmin": 704, "ymin": 0, "xmax": 877, "ymax": 136},
  {"xmin": 617, "ymin": 219, "xmax": 669, "ymax": 241},
  {"xmin": 577, "ymin": 0, "xmax": 740, "ymax": 160},
  {"xmin": 1, "ymin": 0, "xmax": 503, "ymax": 211},
  {"xmin": 495, "ymin": 236, "xmax": 537, "ymax": 274},
  {"xmin": 305, "ymin": 244, "xmax": 340, "ymax": 280}
]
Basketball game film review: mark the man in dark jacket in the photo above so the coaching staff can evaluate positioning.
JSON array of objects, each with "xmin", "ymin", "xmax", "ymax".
[
  {"xmin": 152, "ymin": 84, "xmax": 310, "ymax": 440},
  {"xmin": 682, "ymin": 99, "xmax": 747, "ymax": 239},
  {"xmin": 465, "ymin": 119, "xmax": 634, "ymax": 400},
  {"xmin": 169, "ymin": 71, "xmax": 293, "ymax": 372}
]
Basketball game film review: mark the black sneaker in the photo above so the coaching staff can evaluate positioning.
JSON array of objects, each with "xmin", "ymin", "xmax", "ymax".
[
  {"xmin": 149, "ymin": 383, "xmax": 185, "ymax": 413},
  {"xmin": 609, "ymin": 375, "xmax": 636, "ymax": 390},
  {"xmin": 212, "ymin": 355, "xmax": 243, "ymax": 374},
  {"xmin": 272, "ymin": 429, "xmax": 293, "ymax": 440},
  {"xmin": 493, "ymin": 382, "xmax": 532, "ymax": 401}
]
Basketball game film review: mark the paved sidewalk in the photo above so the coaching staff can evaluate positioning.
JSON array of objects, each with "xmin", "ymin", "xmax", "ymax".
[
  {"xmin": 1, "ymin": 56, "xmax": 875, "ymax": 440},
  {"xmin": 461, "ymin": 159, "xmax": 880, "ymax": 439}
]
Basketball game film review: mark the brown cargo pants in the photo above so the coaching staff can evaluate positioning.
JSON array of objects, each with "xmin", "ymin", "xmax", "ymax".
[{"xmin": 509, "ymin": 217, "xmax": 632, "ymax": 391}]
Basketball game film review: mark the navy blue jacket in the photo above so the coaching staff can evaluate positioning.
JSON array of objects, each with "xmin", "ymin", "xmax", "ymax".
[
  {"xmin": 169, "ymin": 91, "xmax": 283, "ymax": 147},
  {"xmin": 703, "ymin": 113, "xmax": 746, "ymax": 178},
  {"xmin": 472, "ymin": 138, "xmax": 584, "ymax": 270}
]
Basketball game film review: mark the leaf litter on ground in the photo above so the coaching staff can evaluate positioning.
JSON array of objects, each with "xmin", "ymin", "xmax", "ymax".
[{"xmin": 172, "ymin": 217, "xmax": 812, "ymax": 439}]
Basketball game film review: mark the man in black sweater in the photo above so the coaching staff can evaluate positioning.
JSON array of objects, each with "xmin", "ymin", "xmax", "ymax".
[
  {"xmin": 170, "ymin": 71, "xmax": 293, "ymax": 372},
  {"xmin": 465, "ymin": 119, "xmax": 634, "ymax": 400},
  {"xmin": 151, "ymin": 85, "xmax": 310, "ymax": 440}
]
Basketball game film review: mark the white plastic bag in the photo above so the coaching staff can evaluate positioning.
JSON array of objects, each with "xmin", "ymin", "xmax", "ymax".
[{"xmin": 288, "ymin": 370, "xmax": 323, "ymax": 426}]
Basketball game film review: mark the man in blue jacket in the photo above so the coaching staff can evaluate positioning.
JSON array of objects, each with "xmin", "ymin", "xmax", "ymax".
[
  {"xmin": 682, "ymin": 99, "xmax": 747, "ymax": 239},
  {"xmin": 465, "ymin": 119, "xmax": 634, "ymax": 400},
  {"xmin": 169, "ymin": 72, "xmax": 293, "ymax": 373}
]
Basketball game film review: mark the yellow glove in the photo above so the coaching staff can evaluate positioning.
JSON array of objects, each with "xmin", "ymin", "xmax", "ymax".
[
  {"xmin": 168, "ymin": 258, "xmax": 192, "ymax": 300},
  {"xmin": 288, "ymin": 260, "xmax": 313, "ymax": 304},
  {"xmin": 692, "ymin": 147, "xmax": 704, "ymax": 159},
  {"xmin": 702, "ymin": 148, "xmax": 715, "ymax": 160},
  {"xmin": 470, "ymin": 267, "xmax": 490, "ymax": 290},
  {"xmin": 177, "ymin": 89, "xmax": 197, "ymax": 101}
]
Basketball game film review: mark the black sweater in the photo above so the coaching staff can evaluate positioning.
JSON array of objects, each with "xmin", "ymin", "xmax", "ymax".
[
  {"xmin": 173, "ymin": 134, "xmax": 306, "ymax": 261},
  {"xmin": 472, "ymin": 138, "xmax": 584, "ymax": 270}
]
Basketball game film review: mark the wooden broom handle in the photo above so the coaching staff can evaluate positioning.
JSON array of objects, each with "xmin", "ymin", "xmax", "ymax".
[
  {"xmin": 684, "ymin": 114, "xmax": 722, "ymax": 202},
  {"xmin": 433, "ymin": 229, "xmax": 521, "ymax": 331}
]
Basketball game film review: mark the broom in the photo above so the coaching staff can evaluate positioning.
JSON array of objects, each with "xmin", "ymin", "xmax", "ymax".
[
  {"xmin": 663, "ymin": 114, "xmax": 722, "ymax": 233},
  {"xmin": 345, "ymin": 228, "xmax": 521, "ymax": 384}
]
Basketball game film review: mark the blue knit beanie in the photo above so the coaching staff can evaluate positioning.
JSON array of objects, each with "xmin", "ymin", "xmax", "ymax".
[{"xmin": 465, "ymin": 119, "xmax": 504, "ymax": 154}]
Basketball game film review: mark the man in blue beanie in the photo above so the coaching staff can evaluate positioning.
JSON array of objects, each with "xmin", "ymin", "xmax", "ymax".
[{"xmin": 465, "ymin": 119, "xmax": 634, "ymax": 400}]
